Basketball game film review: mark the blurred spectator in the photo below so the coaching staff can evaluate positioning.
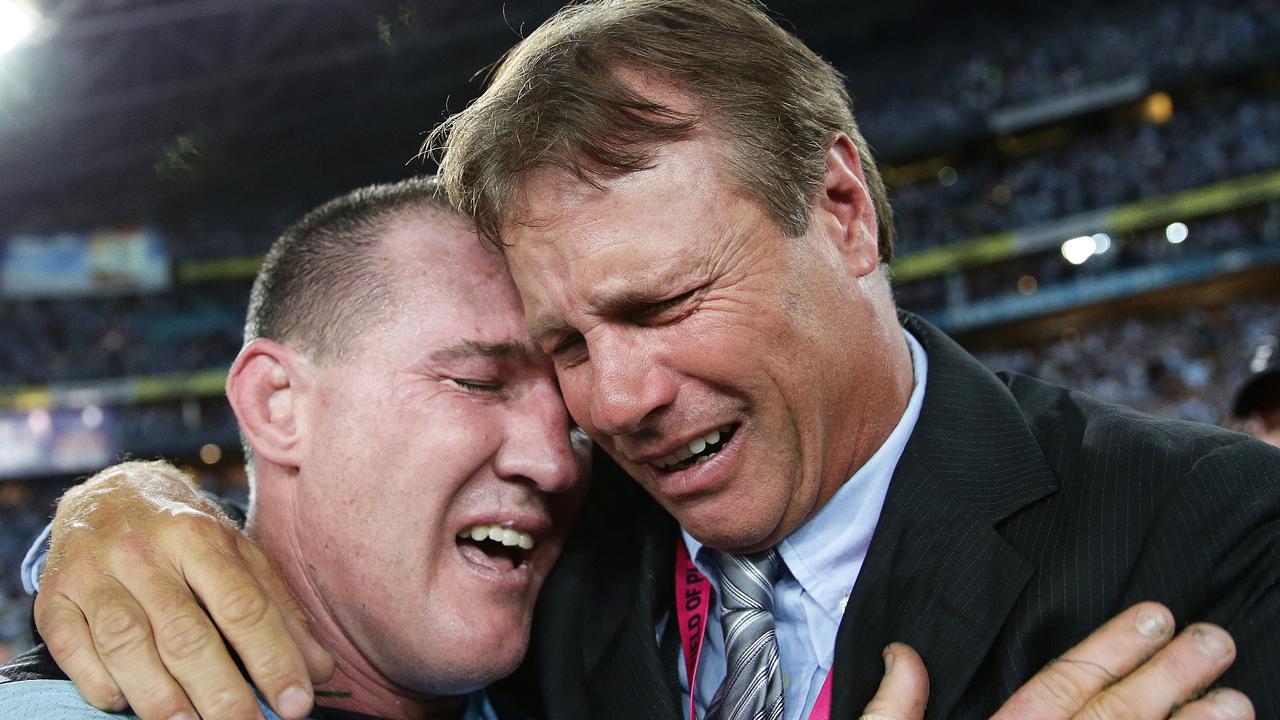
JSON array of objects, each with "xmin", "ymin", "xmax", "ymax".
[
  {"xmin": 976, "ymin": 300, "xmax": 1279, "ymax": 425},
  {"xmin": 1231, "ymin": 335, "xmax": 1280, "ymax": 447}
]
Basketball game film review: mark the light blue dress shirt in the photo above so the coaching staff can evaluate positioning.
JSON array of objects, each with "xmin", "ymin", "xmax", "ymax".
[
  {"xmin": 675, "ymin": 330, "xmax": 928, "ymax": 720},
  {"xmin": 0, "ymin": 679, "xmax": 493, "ymax": 719}
]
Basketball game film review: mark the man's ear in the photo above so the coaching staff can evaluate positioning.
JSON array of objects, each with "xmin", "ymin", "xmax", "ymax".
[
  {"xmin": 226, "ymin": 338, "xmax": 309, "ymax": 469},
  {"xmin": 815, "ymin": 133, "xmax": 879, "ymax": 278}
]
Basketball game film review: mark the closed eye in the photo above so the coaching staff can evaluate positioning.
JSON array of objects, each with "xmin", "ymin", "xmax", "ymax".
[
  {"xmin": 447, "ymin": 378, "xmax": 504, "ymax": 394},
  {"xmin": 632, "ymin": 286, "xmax": 704, "ymax": 324},
  {"xmin": 552, "ymin": 333, "xmax": 588, "ymax": 368}
]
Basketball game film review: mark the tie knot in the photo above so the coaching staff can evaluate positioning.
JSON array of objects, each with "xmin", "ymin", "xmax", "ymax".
[{"xmin": 715, "ymin": 548, "xmax": 782, "ymax": 612}]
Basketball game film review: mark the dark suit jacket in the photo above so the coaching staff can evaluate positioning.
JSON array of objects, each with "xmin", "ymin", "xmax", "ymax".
[{"xmin": 491, "ymin": 312, "xmax": 1280, "ymax": 719}]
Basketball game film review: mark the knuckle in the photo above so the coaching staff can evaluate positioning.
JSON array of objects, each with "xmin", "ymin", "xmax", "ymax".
[
  {"xmin": 1025, "ymin": 662, "xmax": 1092, "ymax": 713},
  {"xmin": 1081, "ymin": 689, "xmax": 1145, "ymax": 720},
  {"xmin": 78, "ymin": 678, "xmax": 125, "ymax": 711},
  {"xmin": 128, "ymin": 687, "xmax": 190, "ymax": 720},
  {"xmin": 90, "ymin": 605, "xmax": 152, "ymax": 657},
  {"xmin": 155, "ymin": 612, "xmax": 214, "ymax": 661},
  {"xmin": 106, "ymin": 528, "xmax": 160, "ymax": 568},
  {"xmin": 199, "ymin": 685, "xmax": 262, "ymax": 720},
  {"xmin": 171, "ymin": 508, "xmax": 228, "ymax": 543},
  {"xmin": 41, "ymin": 615, "xmax": 86, "ymax": 659},
  {"xmin": 248, "ymin": 650, "xmax": 302, "ymax": 690},
  {"xmin": 216, "ymin": 582, "xmax": 273, "ymax": 629}
]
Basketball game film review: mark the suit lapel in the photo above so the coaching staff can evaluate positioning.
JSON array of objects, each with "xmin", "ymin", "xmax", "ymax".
[
  {"xmin": 580, "ymin": 466, "xmax": 683, "ymax": 720},
  {"xmin": 830, "ymin": 315, "xmax": 1059, "ymax": 719}
]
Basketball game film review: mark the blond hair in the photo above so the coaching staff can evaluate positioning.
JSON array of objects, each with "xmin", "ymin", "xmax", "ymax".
[{"xmin": 429, "ymin": 0, "xmax": 895, "ymax": 261}]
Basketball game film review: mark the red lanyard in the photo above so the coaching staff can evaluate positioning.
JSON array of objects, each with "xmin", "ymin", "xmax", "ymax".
[{"xmin": 675, "ymin": 541, "xmax": 833, "ymax": 720}]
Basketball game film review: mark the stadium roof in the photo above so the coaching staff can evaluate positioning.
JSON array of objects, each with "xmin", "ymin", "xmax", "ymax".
[{"xmin": 0, "ymin": 0, "xmax": 937, "ymax": 234}]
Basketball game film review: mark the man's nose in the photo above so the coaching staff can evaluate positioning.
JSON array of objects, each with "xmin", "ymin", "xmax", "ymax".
[
  {"xmin": 587, "ymin": 332, "xmax": 678, "ymax": 438},
  {"xmin": 494, "ymin": 386, "xmax": 583, "ymax": 493}
]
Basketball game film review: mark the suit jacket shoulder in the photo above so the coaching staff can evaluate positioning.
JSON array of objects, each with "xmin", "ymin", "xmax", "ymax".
[
  {"xmin": 854, "ymin": 315, "xmax": 1280, "ymax": 718},
  {"xmin": 993, "ymin": 369, "xmax": 1280, "ymax": 712}
]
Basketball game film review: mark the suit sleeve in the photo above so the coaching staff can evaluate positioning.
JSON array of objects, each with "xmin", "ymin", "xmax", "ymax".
[{"xmin": 1131, "ymin": 436, "xmax": 1280, "ymax": 715}]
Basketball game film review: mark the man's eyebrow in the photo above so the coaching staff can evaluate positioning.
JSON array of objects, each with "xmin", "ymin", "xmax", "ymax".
[
  {"xmin": 430, "ymin": 339, "xmax": 535, "ymax": 363},
  {"xmin": 529, "ymin": 315, "xmax": 573, "ymax": 347},
  {"xmin": 528, "ymin": 283, "xmax": 692, "ymax": 346}
]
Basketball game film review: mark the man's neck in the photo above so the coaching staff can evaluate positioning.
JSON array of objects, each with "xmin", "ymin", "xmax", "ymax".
[{"xmin": 246, "ymin": 488, "xmax": 469, "ymax": 720}]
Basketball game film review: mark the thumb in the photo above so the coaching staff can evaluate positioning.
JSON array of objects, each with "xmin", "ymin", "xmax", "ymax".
[{"xmin": 859, "ymin": 643, "xmax": 929, "ymax": 720}]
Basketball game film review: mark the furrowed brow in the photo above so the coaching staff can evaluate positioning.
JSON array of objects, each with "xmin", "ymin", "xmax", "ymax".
[
  {"xmin": 529, "ymin": 315, "xmax": 574, "ymax": 348},
  {"xmin": 430, "ymin": 339, "xmax": 535, "ymax": 363}
]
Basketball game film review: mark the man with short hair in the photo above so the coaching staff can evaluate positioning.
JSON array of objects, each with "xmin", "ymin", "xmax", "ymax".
[{"xmin": 0, "ymin": 179, "xmax": 590, "ymax": 719}]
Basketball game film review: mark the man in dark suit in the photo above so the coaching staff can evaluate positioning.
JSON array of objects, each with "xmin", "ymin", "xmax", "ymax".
[{"xmin": 429, "ymin": 0, "xmax": 1280, "ymax": 718}]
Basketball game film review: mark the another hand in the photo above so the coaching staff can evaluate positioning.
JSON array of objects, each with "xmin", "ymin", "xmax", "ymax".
[
  {"xmin": 34, "ymin": 460, "xmax": 335, "ymax": 720},
  {"xmin": 860, "ymin": 602, "xmax": 1251, "ymax": 719}
]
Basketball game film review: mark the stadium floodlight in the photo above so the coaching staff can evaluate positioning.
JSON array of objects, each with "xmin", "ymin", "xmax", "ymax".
[
  {"xmin": 0, "ymin": 0, "xmax": 41, "ymax": 56},
  {"xmin": 1061, "ymin": 235, "xmax": 1097, "ymax": 265},
  {"xmin": 81, "ymin": 405, "xmax": 104, "ymax": 429},
  {"xmin": 1166, "ymin": 222, "xmax": 1189, "ymax": 244},
  {"xmin": 1091, "ymin": 233, "xmax": 1112, "ymax": 255}
]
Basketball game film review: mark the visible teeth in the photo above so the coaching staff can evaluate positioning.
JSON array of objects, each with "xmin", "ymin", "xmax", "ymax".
[
  {"xmin": 651, "ymin": 426, "xmax": 732, "ymax": 470},
  {"xmin": 458, "ymin": 524, "xmax": 536, "ymax": 552}
]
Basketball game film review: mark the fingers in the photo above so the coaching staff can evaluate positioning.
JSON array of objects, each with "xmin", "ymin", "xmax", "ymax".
[
  {"xmin": 994, "ymin": 601, "xmax": 1242, "ymax": 720},
  {"xmin": 144, "ymin": 575, "xmax": 269, "ymax": 720},
  {"xmin": 182, "ymin": 537, "xmax": 317, "ymax": 720},
  {"xmin": 859, "ymin": 643, "xmax": 930, "ymax": 720},
  {"xmin": 38, "ymin": 466, "xmax": 279, "ymax": 720},
  {"xmin": 78, "ymin": 578, "xmax": 203, "ymax": 720},
  {"xmin": 1169, "ymin": 689, "xmax": 1253, "ymax": 719},
  {"xmin": 35, "ymin": 593, "xmax": 126, "ymax": 713},
  {"xmin": 1077, "ymin": 623, "xmax": 1238, "ymax": 720},
  {"xmin": 994, "ymin": 602, "xmax": 1176, "ymax": 718}
]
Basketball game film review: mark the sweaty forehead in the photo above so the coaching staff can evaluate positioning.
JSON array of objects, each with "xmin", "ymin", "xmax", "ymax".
[{"xmin": 376, "ymin": 210, "xmax": 530, "ymax": 329}]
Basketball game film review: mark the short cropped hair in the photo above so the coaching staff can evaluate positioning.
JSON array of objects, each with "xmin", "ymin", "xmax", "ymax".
[
  {"xmin": 430, "ymin": 0, "xmax": 896, "ymax": 262},
  {"xmin": 244, "ymin": 176, "xmax": 454, "ymax": 362}
]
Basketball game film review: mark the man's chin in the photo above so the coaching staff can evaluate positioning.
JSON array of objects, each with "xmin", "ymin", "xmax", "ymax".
[
  {"xmin": 391, "ymin": 630, "xmax": 529, "ymax": 696},
  {"xmin": 678, "ymin": 508, "xmax": 780, "ymax": 553}
]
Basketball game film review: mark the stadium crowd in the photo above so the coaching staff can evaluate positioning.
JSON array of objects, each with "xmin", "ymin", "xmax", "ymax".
[
  {"xmin": 848, "ymin": 0, "xmax": 1280, "ymax": 142},
  {"xmin": 0, "ymin": 285, "xmax": 246, "ymax": 386},
  {"xmin": 890, "ymin": 84, "xmax": 1280, "ymax": 254},
  {"xmin": 975, "ymin": 300, "xmax": 1280, "ymax": 426}
]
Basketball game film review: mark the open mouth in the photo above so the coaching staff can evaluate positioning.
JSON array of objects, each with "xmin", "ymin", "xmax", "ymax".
[
  {"xmin": 651, "ymin": 424, "xmax": 738, "ymax": 472},
  {"xmin": 456, "ymin": 524, "xmax": 534, "ymax": 571}
]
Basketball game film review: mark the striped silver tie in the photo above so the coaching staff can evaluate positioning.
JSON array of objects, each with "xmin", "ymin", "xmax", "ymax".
[{"xmin": 706, "ymin": 548, "xmax": 784, "ymax": 720}]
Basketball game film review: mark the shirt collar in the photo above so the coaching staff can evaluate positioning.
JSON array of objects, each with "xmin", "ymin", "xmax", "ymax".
[{"xmin": 681, "ymin": 328, "xmax": 929, "ymax": 620}]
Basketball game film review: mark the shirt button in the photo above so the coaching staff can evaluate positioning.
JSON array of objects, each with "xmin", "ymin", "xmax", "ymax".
[{"xmin": 782, "ymin": 674, "xmax": 791, "ymax": 690}]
